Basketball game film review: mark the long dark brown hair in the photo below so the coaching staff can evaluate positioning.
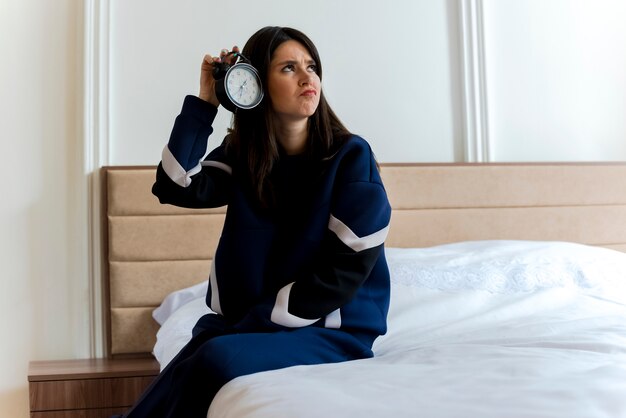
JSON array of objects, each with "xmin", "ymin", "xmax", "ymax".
[{"xmin": 226, "ymin": 26, "xmax": 352, "ymax": 208}]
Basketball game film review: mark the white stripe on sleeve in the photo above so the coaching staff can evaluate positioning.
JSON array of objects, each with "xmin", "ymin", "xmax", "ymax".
[
  {"xmin": 324, "ymin": 308, "xmax": 342, "ymax": 329},
  {"xmin": 161, "ymin": 145, "xmax": 202, "ymax": 187},
  {"xmin": 270, "ymin": 283, "xmax": 319, "ymax": 328},
  {"xmin": 328, "ymin": 214, "xmax": 389, "ymax": 252},
  {"xmin": 201, "ymin": 160, "xmax": 232, "ymax": 175},
  {"xmin": 209, "ymin": 258, "xmax": 223, "ymax": 315}
]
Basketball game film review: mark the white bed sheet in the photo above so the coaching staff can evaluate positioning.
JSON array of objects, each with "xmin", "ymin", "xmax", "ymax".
[
  {"xmin": 209, "ymin": 287, "xmax": 626, "ymax": 418},
  {"xmin": 152, "ymin": 241, "xmax": 626, "ymax": 418}
]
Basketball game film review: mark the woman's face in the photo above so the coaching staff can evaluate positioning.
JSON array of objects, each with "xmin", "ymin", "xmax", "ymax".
[{"xmin": 267, "ymin": 40, "xmax": 321, "ymax": 124}]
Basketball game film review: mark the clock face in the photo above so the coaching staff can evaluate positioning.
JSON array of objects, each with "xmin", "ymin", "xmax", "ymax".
[{"xmin": 224, "ymin": 63, "xmax": 264, "ymax": 109}]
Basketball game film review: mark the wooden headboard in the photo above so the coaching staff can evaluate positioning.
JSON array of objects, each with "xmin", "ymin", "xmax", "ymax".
[{"xmin": 102, "ymin": 163, "xmax": 626, "ymax": 357}]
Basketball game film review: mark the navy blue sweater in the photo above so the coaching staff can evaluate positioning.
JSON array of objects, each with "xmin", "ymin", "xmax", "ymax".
[{"xmin": 153, "ymin": 96, "xmax": 391, "ymax": 344}]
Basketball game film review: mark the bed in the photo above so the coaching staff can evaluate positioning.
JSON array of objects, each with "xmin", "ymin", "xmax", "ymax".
[{"xmin": 103, "ymin": 163, "xmax": 626, "ymax": 418}]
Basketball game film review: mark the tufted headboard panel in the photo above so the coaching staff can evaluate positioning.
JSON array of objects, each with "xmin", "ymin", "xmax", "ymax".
[{"xmin": 102, "ymin": 163, "xmax": 626, "ymax": 357}]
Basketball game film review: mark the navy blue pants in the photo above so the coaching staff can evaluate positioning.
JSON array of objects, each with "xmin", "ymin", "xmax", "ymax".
[{"xmin": 120, "ymin": 314, "xmax": 373, "ymax": 418}]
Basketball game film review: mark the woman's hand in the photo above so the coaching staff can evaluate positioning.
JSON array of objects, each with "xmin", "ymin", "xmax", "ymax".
[{"xmin": 199, "ymin": 54, "xmax": 220, "ymax": 107}]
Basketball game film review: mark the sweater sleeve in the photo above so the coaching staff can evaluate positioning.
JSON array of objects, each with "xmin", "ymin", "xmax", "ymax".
[
  {"xmin": 152, "ymin": 95, "xmax": 232, "ymax": 209},
  {"xmin": 280, "ymin": 179, "xmax": 390, "ymax": 324},
  {"xmin": 234, "ymin": 142, "xmax": 391, "ymax": 332}
]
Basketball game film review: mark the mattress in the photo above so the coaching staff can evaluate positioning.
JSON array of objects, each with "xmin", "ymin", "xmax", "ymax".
[{"xmin": 152, "ymin": 240, "xmax": 626, "ymax": 418}]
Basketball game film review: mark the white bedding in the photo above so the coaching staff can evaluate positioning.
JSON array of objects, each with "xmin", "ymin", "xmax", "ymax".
[{"xmin": 152, "ymin": 241, "xmax": 626, "ymax": 418}]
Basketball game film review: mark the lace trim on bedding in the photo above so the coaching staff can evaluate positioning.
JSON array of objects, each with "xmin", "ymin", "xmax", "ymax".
[{"xmin": 386, "ymin": 241, "xmax": 626, "ymax": 294}]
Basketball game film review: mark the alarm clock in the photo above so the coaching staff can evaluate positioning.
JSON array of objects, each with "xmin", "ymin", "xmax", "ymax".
[{"xmin": 213, "ymin": 52, "xmax": 264, "ymax": 113}]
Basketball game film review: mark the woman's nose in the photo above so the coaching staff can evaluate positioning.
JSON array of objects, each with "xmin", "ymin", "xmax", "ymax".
[{"xmin": 298, "ymin": 72, "xmax": 312, "ymax": 86}]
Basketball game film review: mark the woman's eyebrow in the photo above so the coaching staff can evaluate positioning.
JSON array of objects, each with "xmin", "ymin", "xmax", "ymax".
[{"xmin": 274, "ymin": 59, "xmax": 316, "ymax": 66}]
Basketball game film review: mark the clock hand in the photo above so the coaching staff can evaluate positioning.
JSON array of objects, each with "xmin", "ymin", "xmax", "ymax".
[
  {"xmin": 237, "ymin": 80, "xmax": 249, "ymax": 99},
  {"xmin": 236, "ymin": 84, "xmax": 245, "ymax": 99}
]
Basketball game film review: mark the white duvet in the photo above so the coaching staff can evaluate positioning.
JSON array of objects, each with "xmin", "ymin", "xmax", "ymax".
[{"xmin": 153, "ymin": 241, "xmax": 626, "ymax": 418}]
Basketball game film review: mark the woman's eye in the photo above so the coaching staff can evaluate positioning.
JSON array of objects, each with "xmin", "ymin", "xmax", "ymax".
[
  {"xmin": 282, "ymin": 64, "xmax": 295, "ymax": 72},
  {"xmin": 308, "ymin": 64, "xmax": 318, "ymax": 73}
]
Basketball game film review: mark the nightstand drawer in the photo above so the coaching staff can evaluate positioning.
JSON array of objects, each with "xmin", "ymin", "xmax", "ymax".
[
  {"xmin": 31, "ymin": 408, "xmax": 127, "ymax": 418},
  {"xmin": 29, "ymin": 375, "xmax": 154, "ymax": 411},
  {"xmin": 28, "ymin": 358, "xmax": 159, "ymax": 417}
]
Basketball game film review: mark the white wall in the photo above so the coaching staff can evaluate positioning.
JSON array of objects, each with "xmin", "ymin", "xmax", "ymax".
[
  {"xmin": 108, "ymin": 0, "xmax": 464, "ymax": 165},
  {"xmin": 2, "ymin": 1, "xmax": 626, "ymax": 417},
  {"xmin": 483, "ymin": 0, "xmax": 626, "ymax": 161},
  {"xmin": 108, "ymin": 0, "xmax": 626, "ymax": 166},
  {"xmin": 0, "ymin": 0, "xmax": 87, "ymax": 417}
]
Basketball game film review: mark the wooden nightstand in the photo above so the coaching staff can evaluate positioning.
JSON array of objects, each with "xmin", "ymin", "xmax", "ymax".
[{"xmin": 28, "ymin": 357, "xmax": 159, "ymax": 418}]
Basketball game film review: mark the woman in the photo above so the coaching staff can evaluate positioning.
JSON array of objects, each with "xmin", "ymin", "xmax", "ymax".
[{"xmin": 120, "ymin": 26, "xmax": 391, "ymax": 418}]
